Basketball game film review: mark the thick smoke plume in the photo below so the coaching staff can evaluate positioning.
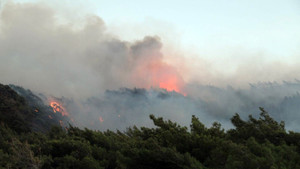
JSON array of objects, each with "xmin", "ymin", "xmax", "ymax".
[
  {"xmin": 0, "ymin": 2, "xmax": 185, "ymax": 98},
  {"xmin": 1, "ymin": 2, "xmax": 300, "ymax": 131}
]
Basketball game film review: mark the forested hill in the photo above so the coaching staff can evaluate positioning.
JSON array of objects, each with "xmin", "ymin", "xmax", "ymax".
[
  {"xmin": 0, "ymin": 84, "xmax": 68, "ymax": 133},
  {"xmin": 1, "ymin": 84, "xmax": 300, "ymax": 168}
]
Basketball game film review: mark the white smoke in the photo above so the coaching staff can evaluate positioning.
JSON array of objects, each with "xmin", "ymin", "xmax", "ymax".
[{"xmin": 1, "ymin": 1, "xmax": 300, "ymax": 131}]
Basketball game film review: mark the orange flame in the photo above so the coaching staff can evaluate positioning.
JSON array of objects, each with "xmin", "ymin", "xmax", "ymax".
[
  {"xmin": 49, "ymin": 101, "xmax": 69, "ymax": 116},
  {"xmin": 159, "ymin": 76, "xmax": 181, "ymax": 93},
  {"xmin": 133, "ymin": 59, "xmax": 186, "ymax": 95},
  {"xmin": 99, "ymin": 116, "xmax": 104, "ymax": 123}
]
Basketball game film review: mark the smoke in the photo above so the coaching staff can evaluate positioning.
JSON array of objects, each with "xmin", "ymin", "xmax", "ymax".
[
  {"xmin": 44, "ymin": 82, "xmax": 300, "ymax": 131},
  {"xmin": 1, "ymin": 1, "xmax": 300, "ymax": 131},
  {"xmin": 0, "ymin": 1, "xmax": 184, "ymax": 98}
]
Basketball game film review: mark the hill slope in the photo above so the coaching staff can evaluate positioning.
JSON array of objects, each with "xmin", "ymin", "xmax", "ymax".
[
  {"xmin": 1, "ymin": 83, "xmax": 300, "ymax": 168},
  {"xmin": 0, "ymin": 84, "xmax": 68, "ymax": 133}
]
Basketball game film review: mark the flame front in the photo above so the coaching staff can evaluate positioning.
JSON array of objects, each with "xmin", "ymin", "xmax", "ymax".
[
  {"xmin": 133, "ymin": 61, "xmax": 186, "ymax": 95},
  {"xmin": 159, "ymin": 75, "xmax": 181, "ymax": 93},
  {"xmin": 49, "ymin": 101, "xmax": 69, "ymax": 116},
  {"xmin": 99, "ymin": 116, "xmax": 104, "ymax": 123}
]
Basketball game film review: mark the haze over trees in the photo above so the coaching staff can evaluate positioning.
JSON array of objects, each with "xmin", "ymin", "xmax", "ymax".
[{"xmin": 1, "ymin": 83, "xmax": 300, "ymax": 168}]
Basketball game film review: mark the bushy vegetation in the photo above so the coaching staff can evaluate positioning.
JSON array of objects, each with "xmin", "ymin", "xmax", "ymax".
[
  {"xmin": 0, "ymin": 84, "xmax": 33, "ymax": 133},
  {"xmin": 1, "ymin": 84, "xmax": 300, "ymax": 169}
]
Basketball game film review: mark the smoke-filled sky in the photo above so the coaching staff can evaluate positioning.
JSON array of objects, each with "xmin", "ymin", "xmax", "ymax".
[
  {"xmin": 1, "ymin": 0, "xmax": 300, "ymax": 131},
  {"xmin": 1, "ymin": 0, "xmax": 300, "ymax": 97},
  {"xmin": 9, "ymin": 0, "xmax": 300, "ymax": 58}
]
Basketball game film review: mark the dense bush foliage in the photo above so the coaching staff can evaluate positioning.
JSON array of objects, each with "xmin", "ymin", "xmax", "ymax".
[
  {"xmin": 1, "ymin": 84, "xmax": 300, "ymax": 168},
  {"xmin": 0, "ymin": 84, "xmax": 33, "ymax": 133}
]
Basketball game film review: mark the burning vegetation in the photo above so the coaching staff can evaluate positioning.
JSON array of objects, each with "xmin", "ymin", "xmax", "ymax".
[{"xmin": 49, "ymin": 101, "xmax": 69, "ymax": 117}]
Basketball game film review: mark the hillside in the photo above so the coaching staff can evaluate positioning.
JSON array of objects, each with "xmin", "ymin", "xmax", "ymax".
[
  {"xmin": 0, "ymin": 84, "xmax": 70, "ymax": 133},
  {"xmin": 1, "ymin": 84, "xmax": 300, "ymax": 168}
]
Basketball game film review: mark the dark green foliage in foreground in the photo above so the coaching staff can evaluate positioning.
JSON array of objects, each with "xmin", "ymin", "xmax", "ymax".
[
  {"xmin": 1, "ymin": 84, "xmax": 300, "ymax": 168},
  {"xmin": 1, "ymin": 111, "xmax": 300, "ymax": 169}
]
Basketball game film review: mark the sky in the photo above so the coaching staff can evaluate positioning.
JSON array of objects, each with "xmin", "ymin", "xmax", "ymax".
[
  {"xmin": 7, "ymin": 0, "xmax": 300, "ymax": 61},
  {"xmin": 97, "ymin": 0, "xmax": 300, "ymax": 58},
  {"xmin": 1, "ymin": 0, "xmax": 300, "ymax": 91},
  {"xmin": 1, "ymin": 0, "xmax": 300, "ymax": 130}
]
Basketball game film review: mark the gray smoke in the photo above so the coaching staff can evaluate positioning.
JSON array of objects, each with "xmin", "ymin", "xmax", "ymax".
[
  {"xmin": 0, "ymin": 1, "xmax": 184, "ymax": 99},
  {"xmin": 46, "ymin": 82, "xmax": 300, "ymax": 131},
  {"xmin": 1, "ymin": 2, "xmax": 300, "ymax": 131}
]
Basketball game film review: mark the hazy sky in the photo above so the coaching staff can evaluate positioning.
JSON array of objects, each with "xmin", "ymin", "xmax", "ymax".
[
  {"xmin": 8, "ymin": 0, "xmax": 300, "ymax": 61},
  {"xmin": 1, "ymin": 0, "xmax": 300, "ymax": 130},
  {"xmin": 1, "ymin": 0, "xmax": 300, "ymax": 91}
]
